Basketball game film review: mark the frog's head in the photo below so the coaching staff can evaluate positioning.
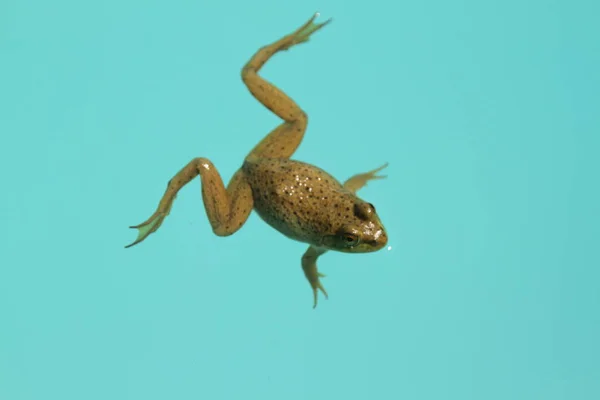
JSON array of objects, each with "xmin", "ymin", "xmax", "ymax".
[{"xmin": 321, "ymin": 201, "xmax": 387, "ymax": 253}]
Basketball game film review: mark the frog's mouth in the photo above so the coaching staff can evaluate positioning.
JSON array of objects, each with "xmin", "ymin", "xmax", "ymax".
[
  {"xmin": 351, "ymin": 238, "xmax": 387, "ymax": 253},
  {"xmin": 354, "ymin": 228, "xmax": 388, "ymax": 253},
  {"xmin": 336, "ymin": 243, "xmax": 384, "ymax": 254},
  {"xmin": 321, "ymin": 229, "xmax": 388, "ymax": 253}
]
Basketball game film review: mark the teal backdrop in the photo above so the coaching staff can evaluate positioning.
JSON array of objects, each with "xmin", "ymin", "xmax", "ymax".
[{"xmin": 1, "ymin": 0, "xmax": 598, "ymax": 399}]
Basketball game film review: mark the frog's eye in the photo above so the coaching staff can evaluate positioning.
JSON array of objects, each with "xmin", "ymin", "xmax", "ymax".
[
  {"xmin": 342, "ymin": 233, "xmax": 359, "ymax": 246},
  {"xmin": 353, "ymin": 203, "xmax": 374, "ymax": 220}
]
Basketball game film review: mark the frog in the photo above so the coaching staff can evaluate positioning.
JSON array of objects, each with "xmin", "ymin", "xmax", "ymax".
[{"xmin": 126, "ymin": 13, "xmax": 388, "ymax": 308}]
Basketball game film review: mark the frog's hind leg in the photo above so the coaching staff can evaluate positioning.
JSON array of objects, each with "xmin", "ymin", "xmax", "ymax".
[
  {"xmin": 242, "ymin": 13, "xmax": 331, "ymax": 161},
  {"xmin": 125, "ymin": 159, "xmax": 253, "ymax": 248}
]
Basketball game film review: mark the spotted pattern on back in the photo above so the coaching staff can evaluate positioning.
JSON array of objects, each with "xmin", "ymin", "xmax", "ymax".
[{"xmin": 242, "ymin": 158, "xmax": 360, "ymax": 244}]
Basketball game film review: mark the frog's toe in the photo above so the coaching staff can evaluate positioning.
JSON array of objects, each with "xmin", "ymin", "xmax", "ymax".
[
  {"xmin": 312, "ymin": 277, "xmax": 329, "ymax": 309},
  {"xmin": 368, "ymin": 162, "xmax": 389, "ymax": 180},
  {"xmin": 285, "ymin": 13, "xmax": 332, "ymax": 50},
  {"xmin": 125, "ymin": 212, "xmax": 165, "ymax": 248}
]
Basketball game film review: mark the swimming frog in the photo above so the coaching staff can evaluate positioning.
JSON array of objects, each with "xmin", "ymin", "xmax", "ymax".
[{"xmin": 126, "ymin": 14, "xmax": 388, "ymax": 307}]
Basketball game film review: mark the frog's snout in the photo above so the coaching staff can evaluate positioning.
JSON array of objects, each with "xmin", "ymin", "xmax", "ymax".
[
  {"xmin": 378, "ymin": 229, "xmax": 388, "ymax": 248},
  {"xmin": 354, "ymin": 227, "xmax": 387, "ymax": 253},
  {"xmin": 370, "ymin": 228, "xmax": 388, "ymax": 250}
]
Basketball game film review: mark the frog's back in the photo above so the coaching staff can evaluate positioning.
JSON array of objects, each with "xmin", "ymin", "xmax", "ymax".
[{"xmin": 242, "ymin": 158, "xmax": 350, "ymax": 244}]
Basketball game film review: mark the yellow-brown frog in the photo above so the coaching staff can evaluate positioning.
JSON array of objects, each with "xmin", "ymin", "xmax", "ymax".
[{"xmin": 126, "ymin": 14, "xmax": 388, "ymax": 307}]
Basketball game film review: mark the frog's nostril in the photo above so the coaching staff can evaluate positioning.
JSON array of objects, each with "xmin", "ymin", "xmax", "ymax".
[
  {"xmin": 365, "ymin": 230, "xmax": 387, "ymax": 250},
  {"xmin": 377, "ymin": 231, "xmax": 388, "ymax": 247}
]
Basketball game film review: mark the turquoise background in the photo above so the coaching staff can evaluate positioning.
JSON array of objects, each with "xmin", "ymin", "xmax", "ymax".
[{"xmin": 1, "ymin": 0, "xmax": 598, "ymax": 399}]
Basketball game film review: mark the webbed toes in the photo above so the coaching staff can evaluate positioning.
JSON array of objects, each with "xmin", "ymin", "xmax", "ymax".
[{"xmin": 125, "ymin": 213, "xmax": 165, "ymax": 248}]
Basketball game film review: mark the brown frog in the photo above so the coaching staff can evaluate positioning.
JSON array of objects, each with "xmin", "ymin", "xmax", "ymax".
[{"xmin": 126, "ymin": 13, "xmax": 388, "ymax": 307}]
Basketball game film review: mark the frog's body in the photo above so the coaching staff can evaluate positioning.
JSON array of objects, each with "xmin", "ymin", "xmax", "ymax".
[
  {"xmin": 126, "ymin": 14, "xmax": 388, "ymax": 307},
  {"xmin": 243, "ymin": 158, "xmax": 386, "ymax": 251}
]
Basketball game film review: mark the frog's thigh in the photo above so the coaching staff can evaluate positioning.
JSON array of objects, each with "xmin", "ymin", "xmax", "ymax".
[
  {"xmin": 195, "ymin": 159, "xmax": 254, "ymax": 236},
  {"xmin": 246, "ymin": 121, "xmax": 307, "ymax": 160}
]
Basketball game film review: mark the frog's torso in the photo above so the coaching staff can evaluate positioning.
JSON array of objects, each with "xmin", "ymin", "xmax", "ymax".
[{"xmin": 242, "ymin": 158, "xmax": 356, "ymax": 245}]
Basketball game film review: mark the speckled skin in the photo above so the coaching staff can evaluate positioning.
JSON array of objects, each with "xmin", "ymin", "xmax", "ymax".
[
  {"xmin": 126, "ymin": 14, "xmax": 388, "ymax": 307},
  {"xmin": 243, "ymin": 159, "xmax": 385, "ymax": 250}
]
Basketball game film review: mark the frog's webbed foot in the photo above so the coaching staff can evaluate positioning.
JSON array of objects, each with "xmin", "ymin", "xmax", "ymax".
[
  {"xmin": 125, "ymin": 211, "xmax": 167, "ymax": 248},
  {"xmin": 343, "ymin": 162, "xmax": 389, "ymax": 193},
  {"xmin": 126, "ymin": 184, "xmax": 176, "ymax": 248},
  {"xmin": 301, "ymin": 246, "xmax": 329, "ymax": 308},
  {"xmin": 281, "ymin": 13, "xmax": 332, "ymax": 51}
]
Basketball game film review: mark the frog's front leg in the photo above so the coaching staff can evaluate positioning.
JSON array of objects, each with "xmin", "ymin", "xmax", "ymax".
[
  {"xmin": 301, "ymin": 246, "xmax": 329, "ymax": 308},
  {"xmin": 125, "ymin": 159, "xmax": 253, "ymax": 248},
  {"xmin": 343, "ymin": 163, "xmax": 388, "ymax": 193},
  {"xmin": 299, "ymin": 164, "xmax": 388, "ymax": 307}
]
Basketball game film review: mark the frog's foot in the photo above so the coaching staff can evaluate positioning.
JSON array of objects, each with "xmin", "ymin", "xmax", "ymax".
[
  {"xmin": 125, "ymin": 211, "xmax": 166, "ymax": 248},
  {"xmin": 343, "ymin": 162, "xmax": 389, "ymax": 193},
  {"xmin": 281, "ymin": 13, "xmax": 332, "ymax": 51},
  {"xmin": 301, "ymin": 246, "xmax": 329, "ymax": 308},
  {"xmin": 312, "ymin": 272, "xmax": 329, "ymax": 309},
  {"xmin": 368, "ymin": 162, "xmax": 389, "ymax": 179}
]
